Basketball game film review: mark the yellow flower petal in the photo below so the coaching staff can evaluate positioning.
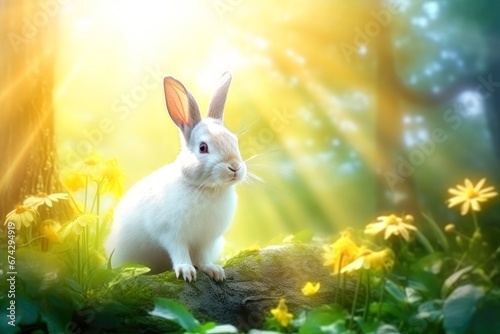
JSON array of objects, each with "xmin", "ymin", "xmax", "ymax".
[
  {"xmin": 400, "ymin": 222, "xmax": 417, "ymax": 231},
  {"xmin": 270, "ymin": 299, "xmax": 293, "ymax": 327},
  {"xmin": 364, "ymin": 222, "xmax": 387, "ymax": 235},
  {"xmin": 301, "ymin": 282, "xmax": 320, "ymax": 296},
  {"xmin": 399, "ymin": 226, "xmax": 410, "ymax": 241},
  {"xmin": 470, "ymin": 200, "xmax": 481, "ymax": 212},
  {"xmin": 341, "ymin": 257, "xmax": 364, "ymax": 274},
  {"xmin": 479, "ymin": 191, "xmax": 497, "ymax": 198},
  {"xmin": 474, "ymin": 178, "xmax": 486, "ymax": 192},
  {"xmin": 448, "ymin": 188, "xmax": 464, "ymax": 196},
  {"xmin": 460, "ymin": 201, "xmax": 471, "ymax": 216},
  {"xmin": 448, "ymin": 197, "xmax": 465, "ymax": 208}
]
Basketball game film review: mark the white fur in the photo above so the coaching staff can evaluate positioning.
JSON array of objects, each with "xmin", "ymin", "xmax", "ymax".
[{"xmin": 105, "ymin": 72, "xmax": 245, "ymax": 282}]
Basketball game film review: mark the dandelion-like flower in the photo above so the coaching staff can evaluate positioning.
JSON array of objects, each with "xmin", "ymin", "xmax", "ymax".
[
  {"xmin": 323, "ymin": 231, "xmax": 361, "ymax": 274},
  {"xmin": 4, "ymin": 205, "xmax": 38, "ymax": 230},
  {"xmin": 24, "ymin": 192, "xmax": 69, "ymax": 209},
  {"xmin": 447, "ymin": 178, "xmax": 497, "ymax": 216},
  {"xmin": 62, "ymin": 170, "xmax": 86, "ymax": 192},
  {"xmin": 270, "ymin": 298, "xmax": 293, "ymax": 327},
  {"xmin": 78, "ymin": 152, "xmax": 105, "ymax": 179},
  {"xmin": 341, "ymin": 248, "xmax": 395, "ymax": 274},
  {"xmin": 364, "ymin": 214, "xmax": 417, "ymax": 242},
  {"xmin": 101, "ymin": 158, "xmax": 125, "ymax": 198},
  {"xmin": 301, "ymin": 282, "xmax": 320, "ymax": 296}
]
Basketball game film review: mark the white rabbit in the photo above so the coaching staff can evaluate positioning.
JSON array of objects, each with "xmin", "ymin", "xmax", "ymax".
[{"xmin": 105, "ymin": 72, "xmax": 246, "ymax": 282}]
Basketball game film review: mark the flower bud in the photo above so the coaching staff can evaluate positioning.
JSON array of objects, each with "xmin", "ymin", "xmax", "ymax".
[
  {"xmin": 472, "ymin": 229, "xmax": 482, "ymax": 242},
  {"xmin": 444, "ymin": 224, "xmax": 456, "ymax": 233},
  {"xmin": 404, "ymin": 214, "xmax": 414, "ymax": 223}
]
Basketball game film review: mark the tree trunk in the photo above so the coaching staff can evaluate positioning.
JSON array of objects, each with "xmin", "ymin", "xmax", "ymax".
[
  {"xmin": 0, "ymin": 0, "xmax": 72, "ymax": 221},
  {"xmin": 373, "ymin": 1, "xmax": 419, "ymax": 215}
]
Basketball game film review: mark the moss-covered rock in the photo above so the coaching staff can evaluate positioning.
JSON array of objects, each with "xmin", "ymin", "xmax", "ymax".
[{"xmin": 87, "ymin": 243, "xmax": 360, "ymax": 332}]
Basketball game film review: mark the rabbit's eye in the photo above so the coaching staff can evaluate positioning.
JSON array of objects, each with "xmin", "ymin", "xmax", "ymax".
[{"xmin": 199, "ymin": 142, "xmax": 209, "ymax": 154}]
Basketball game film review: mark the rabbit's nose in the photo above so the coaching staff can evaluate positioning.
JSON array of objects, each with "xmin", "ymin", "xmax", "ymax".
[{"xmin": 227, "ymin": 165, "xmax": 240, "ymax": 172}]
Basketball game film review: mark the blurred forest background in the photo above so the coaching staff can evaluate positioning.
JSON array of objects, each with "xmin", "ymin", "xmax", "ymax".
[{"xmin": 1, "ymin": 0, "xmax": 499, "ymax": 251}]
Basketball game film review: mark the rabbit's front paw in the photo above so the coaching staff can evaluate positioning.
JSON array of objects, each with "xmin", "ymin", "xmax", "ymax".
[
  {"xmin": 199, "ymin": 264, "xmax": 225, "ymax": 282},
  {"xmin": 174, "ymin": 264, "xmax": 197, "ymax": 282}
]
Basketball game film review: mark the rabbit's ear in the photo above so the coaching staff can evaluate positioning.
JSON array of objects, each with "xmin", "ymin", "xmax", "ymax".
[
  {"xmin": 163, "ymin": 76, "xmax": 202, "ymax": 139},
  {"xmin": 207, "ymin": 72, "xmax": 232, "ymax": 120}
]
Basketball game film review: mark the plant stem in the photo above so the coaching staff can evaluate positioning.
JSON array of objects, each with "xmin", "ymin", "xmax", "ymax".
[
  {"xmin": 363, "ymin": 271, "xmax": 371, "ymax": 320},
  {"xmin": 341, "ymin": 272, "xmax": 346, "ymax": 307},
  {"xmin": 335, "ymin": 253, "xmax": 344, "ymax": 304},
  {"xmin": 77, "ymin": 235, "xmax": 82, "ymax": 284},
  {"xmin": 377, "ymin": 276, "xmax": 386, "ymax": 320},
  {"xmin": 453, "ymin": 251, "xmax": 468, "ymax": 272},
  {"xmin": 471, "ymin": 211, "xmax": 479, "ymax": 231},
  {"xmin": 349, "ymin": 271, "xmax": 362, "ymax": 330},
  {"xmin": 95, "ymin": 183, "xmax": 101, "ymax": 249},
  {"xmin": 84, "ymin": 175, "xmax": 89, "ymax": 212}
]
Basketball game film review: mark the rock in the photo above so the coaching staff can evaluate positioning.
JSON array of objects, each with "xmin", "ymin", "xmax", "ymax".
[{"xmin": 89, "ymin": 243, "xmax": 360, "ymax": 332}]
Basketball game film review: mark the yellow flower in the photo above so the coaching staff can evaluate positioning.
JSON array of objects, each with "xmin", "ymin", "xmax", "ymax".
[
  {"xmin": 447, "ymin": 178, "xmax": 497, "ymax": 215},
  {"xmin": 270, "ymin": 299, "xmax": 293, "ymax": 327},
  {"xmin": 301, "ymin": 282, "xmax": 320, "ymax": 296},
  {"xmin": 4, "ymin": 205, "xmax": 38, "ymax": 230},
  {"xmin": 78, "ymin": 152, "xmax": 105, "ymax": 179},
  {"xmin": 62, "ymin": 170, "xmax": 86, "ymax": 192},
  {"xmin": 364, "ymin": 214, "xmax": 417, "ymax": 242},
  {"xmin": 341, "ymin": 248, "xmax": 395, "ymax": 274},
  {"xmin": 100, "ymin": 158, "xmax": 125, "ymax": 198},
  {"xmin": 40, "ymin": 220, "xmax": 62, "ymax": 244},
  {"xmin": 323, "ymin": 231, "xmax": 361, "ymax": 274},
  {"xmin": 24, "ymin": 192, "xmax": 69, "ymax": 209}
]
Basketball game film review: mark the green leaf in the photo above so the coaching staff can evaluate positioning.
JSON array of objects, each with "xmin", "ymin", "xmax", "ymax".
[
  {"xmin": 422, "ymin": 212, "xmax": 449, "ymax": 252},
  {"xmin": 299, "ymin": 304, "xmax": 347, "ymax": 334},
  {"xmin": 200, "ymin": 322, "xmax": 216, "ymax": 332},
  {"xmin": 89, "ymin": 267, "xmax": 116, "ymax": 287},
  {"xmin": 369, "ymin": 302, "xmax": 405, "ymax": 319},
  {"xmin": 319, "ymin": 319, "xmax": 354, "ymax": 334},
  {"xmin": 415, "ymin": 300, "xmax": 443, "ymax": 323},
  {"xmin": 107, "ymin": 263, "xmax": 151, "ymax": 289},
  {"xmin": 16, "ymin": 296, "xmax": 39, "ymax": 325},
  {"xmin": 405, "ymin": 287, "xmax": 423, "ymax": 306},
  {"xmin": 355, "ymin": 317, "xmax": 381, "ymax": 333},
  {"xmin": 384, "ymin": 279, "xmax": 406, "ymax": 304},
  {"xmin": 415, "ymin": 230, "xmax": 435, "ymax": 254},
  {"xmin": 372, "ymin": 323, "xmax": 401, "ymax": 334},
  {"xmin": 38, "ymin": 294, "xmax": 75, "ymax": 334},
  {"xmin": 442, "ymin": 266, "xmax": 473, "ymax": 298},
  {"xmin": 443, "ymin": 284, "xmax": 484, "ymax": 334},
  {"xmin": 412, "ymin": 252, "xmax": 446, "ymax": 275},
  {"xmin": 150, "ymin": 298, "xmax": 202, "ymax": 332},
  {"xmin": 117, "ymin": 263, "xmax": 151, "ymax": 277},
  {"xmin": 206, "ymin": 324, "xmax": 238, "ymax": 333}
]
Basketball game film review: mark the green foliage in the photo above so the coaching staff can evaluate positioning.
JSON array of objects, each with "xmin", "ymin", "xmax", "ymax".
[
  {"xmin": 150, "ymin": 298, "xmax": 238, "ymax": 334},
  {"xmin": 443, "ymin": 285, "xmax": 484, "ymax": 334}
]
